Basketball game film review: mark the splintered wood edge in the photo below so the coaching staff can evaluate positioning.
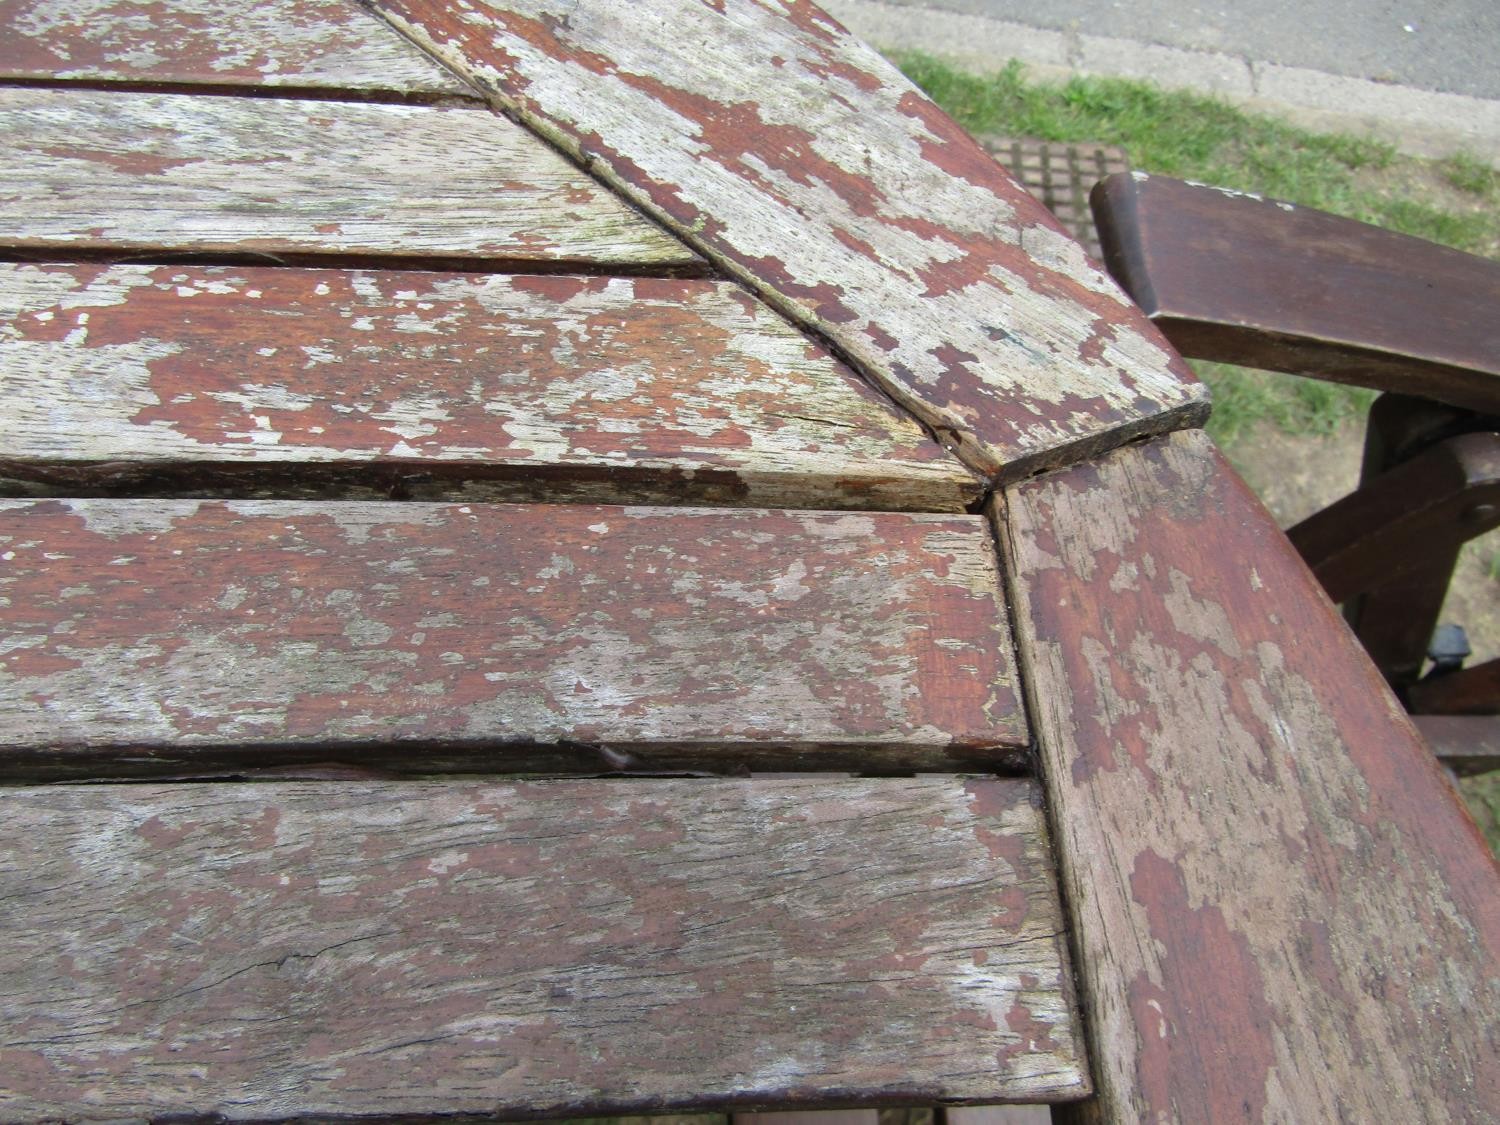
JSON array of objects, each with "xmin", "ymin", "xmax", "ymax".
[
  {"xmin": 994, "ymin": 429, "xmax": 1500, "ymax": 1124},
  {"xmin": 0, "ymin": 776, "xmax": 1089, "ymax": 1117},
  {"xmin": 363, "ymin": 0, "xmax": 1209, "ymax": 487}
]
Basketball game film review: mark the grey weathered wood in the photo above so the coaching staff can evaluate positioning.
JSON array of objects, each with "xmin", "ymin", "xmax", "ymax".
[
  {"xmin": 0, "ymin": 0, "xmax": 474, "ymax": 96},
  {"xmin": 0, "ymin": 87, "xmax": 695, "ymax": 267},
  {"xmin": 0, "ymin": 263, "xmax": 978, "ymax": 511},
  {"xmin": 0, "ymin": 499, "xmax": 1027, "ymax": 778},
  {"xmin": 365, "ymin": 0, "xmax": 1207, "ymax": 483},
  {"xmin": 998, "ymin": 429, "xmax": 1500, "ymax": 1123},
  {"xmin": 0, "ymin": 777, "xmax": 1088, "ymax": 1118}
]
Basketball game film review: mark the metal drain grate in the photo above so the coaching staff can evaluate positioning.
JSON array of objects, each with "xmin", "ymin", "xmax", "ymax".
[{"xmin": 980, "ymin": 137, "xmax": 1130, "ymax": 260}]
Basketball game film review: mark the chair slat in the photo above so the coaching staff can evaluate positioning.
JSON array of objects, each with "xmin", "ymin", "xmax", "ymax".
[
  {"xmin": 1409, "ymin": 657, "xmax": 1500, "ymax": 717},
  {"xmin": 1000, "ymin": 429, "xmax": 1500, "ymax": 1123},
  {"xmin": 1286, "ymin": 431, "xmax": 1500, "ymax": 606},
  {"xmin": 1413, "ymin": 713, "xmax": 1500, "ymax": 774},
  {"xmin": 0, "ymin": 776, "xmax": 1088, "ymax": 1117},
  {"xmin": 0, "ymin": 263, "xmax": 977, "ymax": 511},
  {"xmin": 0, "ymin": 88, "xmax": 696, "ymax": 268},
  {"xmin": 0, "ymin": 499, "xmax": 1026, "ymax": 777},
  {"xmin": 0, "ymin": 0, "xmax": 472, "ymax": 96},
  {"xmin": 364, "ymin": 0, "xmax": 1208, "ymax": 483}
]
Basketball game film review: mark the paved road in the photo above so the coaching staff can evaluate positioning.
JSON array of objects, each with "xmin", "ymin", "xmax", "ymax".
[{"xmin": 875, "ymin": 0, "xmax": 1500, "ymax": 100}]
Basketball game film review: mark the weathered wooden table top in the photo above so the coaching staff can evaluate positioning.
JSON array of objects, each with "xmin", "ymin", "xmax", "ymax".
[{"xmin": 0, "ymin": 2, "xmax": 1495, "ymax": 1123}]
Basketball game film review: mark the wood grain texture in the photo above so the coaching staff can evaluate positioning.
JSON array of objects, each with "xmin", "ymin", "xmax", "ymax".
[
  {"xmin": 998, "ymin": 429, "xmax": 1500, "ymax": 1123},
  {"xmin": 366, "ymin": 0, "xmax": 1207, "ymax": 483},
  {"xmin": 1092, "ymin": 171, "xmax": 1500, "ymax": 416},
  {"xmin": 0, "ymin": 499, "xmax": 1026, "ymax": 778},
  {"xmin": 0, "ymin": 263, "xmax": 977, "ymax": 511},
  {"xmin": 0, "ymin": 776, "xmax": 1088, "ymax": 1118},
  {"xmin": 0, "ymin": 0, "xmax": 473, "ymax": 96},
  {"xmin": 0, "ymin": 87, "xmax": 695, "ymax": 267}
]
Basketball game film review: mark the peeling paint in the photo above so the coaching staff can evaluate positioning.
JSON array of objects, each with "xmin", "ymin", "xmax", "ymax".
[
  {"xmin": 0, "ymin": 87, "xmax": 695, "ymax": 264},
  {"xmin": 0, "ymin": 0, "xmax": 473, "ymax": 93},
  {"xmin": 0, "ymin": 499, "xmax": 1026, "ymax": 772},
  {"xmin": 0, "ymin": 776, "xmax": 1085, "ymax": 1115},
  {"xmin": 366, "ymin": 0, "xmax": 1208, "ymax": 480},
  {"xmin": 1001, "ymin": 430, "xmax": 1500, "ymax": 1122},
  {"xmin": 0, "ymin": 263, "xmax": 977, "ymax": 510}
]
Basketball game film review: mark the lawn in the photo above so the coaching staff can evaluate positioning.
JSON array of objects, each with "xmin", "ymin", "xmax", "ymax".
[{"xmin": 892, "ymin": 53, "xmax": 1500, "ymax": 852}]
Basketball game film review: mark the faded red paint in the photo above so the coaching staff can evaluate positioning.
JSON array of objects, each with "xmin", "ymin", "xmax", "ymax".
[
  {"xmin": 2, "ymin": 262, "xmax": 975, "ymax": 511},
  {"xmin": 38, "ymin": 143, "xmax": 197, "ymax": 178},
  {"xmin": 0, "ymin": 499, "xmax": 1026, "ymax": 774},
  {"xmin": 0, "ymin": 0, "xmax": 471, "ymax": 95},
  {"xmin": 1005, "ymin": 430, "xmax": 1500, "ymax": 1121},
  {"xmin": 1127, "ymin": 850, "xmax": 1277, "ymax": 1121},
  {"xmin": 367, "ymin": 0, "xmax": 1208, "ymax": 482},
  {"xmin": 3, "ymin": 86, "xmax": 696, "ymax": 266},
  {"xmin": 624, "ymin": 77, "xmax": 882, "ymax": 212},
  {"xmin": 0, "ymin": 778, "xmax": 1085, "ymax": 1115}
]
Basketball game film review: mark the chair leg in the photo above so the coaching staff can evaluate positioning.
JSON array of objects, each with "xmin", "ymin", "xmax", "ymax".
[
  {"xmin": 1345, "ymin": 549, "xmax": 1466, "ymax": 690},
  {"xmin": 1336, "ymin": 395, "xmax": 1500, "ymax": 691}
]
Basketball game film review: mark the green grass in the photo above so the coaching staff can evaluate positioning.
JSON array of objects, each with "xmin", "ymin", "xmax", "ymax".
[
  {"xmin": 1441, "ymin": 150, "xmax": 1500, "ymax": 199},
  {"xmin": 892, "ymin": 55, "xmax": 1393, "ymax": 215},
  {"xmin": 892, "ymin": 54, "xmax": 1499, "ymax": 446},
  {"xmin": 1193, "ymin": 364, "xmax": 1377, "ymax": 447},
  {"xmin": 1459, "ymin": 773, "xmax": 1500, "ymax": 851}
]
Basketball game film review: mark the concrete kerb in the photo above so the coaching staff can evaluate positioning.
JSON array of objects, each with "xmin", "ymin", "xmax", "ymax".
[{"xmin": 824, "ymin": 0, "xmax": 1500, "ymax": 165}]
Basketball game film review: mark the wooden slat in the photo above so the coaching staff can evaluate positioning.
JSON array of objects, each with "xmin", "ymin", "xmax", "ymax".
[
  {"xmin": 365, "ymin": 0, "xmax": 1207, "ymax": 484},
  {"xmin": 998, "ymin": 429, "xmax": 1500, "ymax": 1123},
  {"xmin": 1414, "ymin": 714, "xmax": 1500, "ymax": 775},
  {"xmin": 0, "ymin": 87, "xmax": 696, "ymax": 268},
  {"xmin": 0, "ymin": 0, "xmax": 472, "ymax": 96},
  {"xmin": 1409, "ymin": 657, "xmax": 1500, "ymax": 716},
  {"xmin": 0, "ymin": 776, "xmax": 1089, "ymax": 1117},
  {"xmin": 1286, "ymin": 432, "xmax": 1500, "ymax": 607},
  {"xmin": 0, "ymin": 263, "xmax": 978, "ymax": 511},
  {"xmin": 0, "ymin": 500, "xmax": 1026, "ymax": 778}
]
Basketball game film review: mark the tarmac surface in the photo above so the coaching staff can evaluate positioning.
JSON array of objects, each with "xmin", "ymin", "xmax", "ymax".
[
  {"xmin": 825, "ymin": 0, "xmax": 1500, "ymax": 162},
  {"xmin": 868, "ymin": 0, "xmax": 1499, "ymax": 99}
]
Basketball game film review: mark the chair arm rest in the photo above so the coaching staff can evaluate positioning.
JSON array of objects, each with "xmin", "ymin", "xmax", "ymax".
[{"xmin": 1090, "ymin": 172, "xmax": 1500, "ymax": 416}]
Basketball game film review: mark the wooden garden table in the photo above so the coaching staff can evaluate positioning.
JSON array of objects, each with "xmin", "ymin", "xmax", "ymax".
[{"xmin": 0, "ymin": 2, "xmax": 1494, "ymax": 1122}]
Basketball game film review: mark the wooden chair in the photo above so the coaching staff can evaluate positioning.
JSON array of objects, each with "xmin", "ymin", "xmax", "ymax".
[{"xmin": 1090, "ymin": 171, "xmax": 1500, "ymax": 771}]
